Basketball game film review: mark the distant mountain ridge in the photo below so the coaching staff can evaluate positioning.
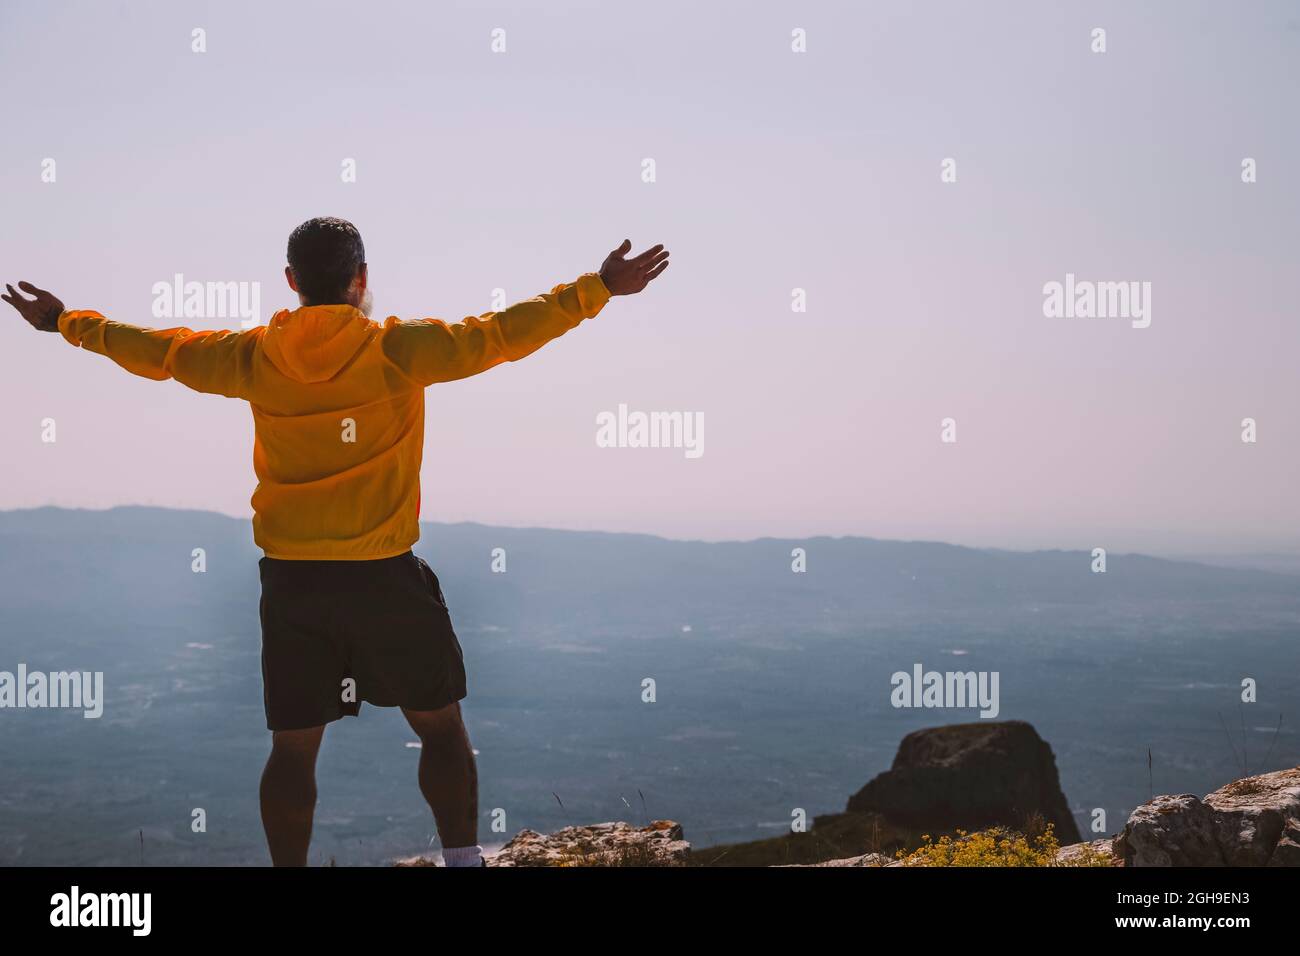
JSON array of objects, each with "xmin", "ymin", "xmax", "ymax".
[{"xmin": 3, "ymin": 504, "xmax": 1295, "ymax": 627}]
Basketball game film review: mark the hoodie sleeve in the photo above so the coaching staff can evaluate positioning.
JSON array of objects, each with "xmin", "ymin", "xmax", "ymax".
[
  {"xmin": 57, "ymin": 310, "xmax": 259, "ymax": 398},
  {"xmin": 380, "ymin": 273, "xmax": 611, "ymax": 386}
]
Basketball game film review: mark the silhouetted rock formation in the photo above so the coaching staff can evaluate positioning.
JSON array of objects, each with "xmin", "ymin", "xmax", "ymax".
[
  {"xmin": 847, "ymin": 720, "xmax": 1082, "ymax": 844},
  {"xmin": 1115, "ymin": 767, "xmax": 1300, "ymax": 866}
]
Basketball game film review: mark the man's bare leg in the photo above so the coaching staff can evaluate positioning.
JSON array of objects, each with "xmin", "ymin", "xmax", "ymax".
[
  {"xmin": 402, "ymin": 702, "xmax": 479, "ymax": 859},
  {"xmin": 260, "ymin": 724, "xmax": 325, "ymax": 866}
]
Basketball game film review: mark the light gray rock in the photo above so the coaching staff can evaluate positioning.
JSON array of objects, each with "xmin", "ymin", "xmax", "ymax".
[
  {"xmin": 488, "ymin": 820, "xmax": 690, "ymax": 867},
  {"xmin": 1116, "ymin": 767, "xmax": 1300, "ymax": 867},
  {"xmin": 778, "ymin": 852, "xmax": 893, "ymax": 867},
  {"xmin": 1054, "ymin": 837, "xmax": 1120, "ymax": 866},
  {"xmin": 1115, "ymin": 794, "xmax": 1223, "ymax": 866},
  {"xmin": 1206, "ymin": 768, "xmax": 1300, "ymax": 866}
]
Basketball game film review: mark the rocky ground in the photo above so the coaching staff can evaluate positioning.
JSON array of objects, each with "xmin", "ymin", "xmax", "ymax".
[
  {"xmin": 394, "ymin": 720, "xmax": 1300, "ymax": 867},
  {"xmin": 395, "ymin": 820, "xmax": 690, "ymax": 868}
]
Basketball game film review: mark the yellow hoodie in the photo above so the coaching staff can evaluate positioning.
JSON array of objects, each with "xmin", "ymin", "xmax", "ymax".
[{"xmin": 57, "ymin": 273, "xmax": 611, "ymax": 559}]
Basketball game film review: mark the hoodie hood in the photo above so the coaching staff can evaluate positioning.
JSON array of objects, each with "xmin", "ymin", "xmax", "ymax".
[{"xmin": 261, "ymin": 304, "xmax": 375, "ymax": 383}]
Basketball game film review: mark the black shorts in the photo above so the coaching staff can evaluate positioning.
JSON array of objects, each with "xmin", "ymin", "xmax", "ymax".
[{"xmin": 258, "ymin": 551, "xmax": 467, "ymax": 731}]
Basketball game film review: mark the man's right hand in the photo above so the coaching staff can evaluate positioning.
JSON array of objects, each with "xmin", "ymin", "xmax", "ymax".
[
  {"xmin": 2, "ymin": 281, "xmax": 65, "ymax": 332},
  {"xmin": 598, "ymin": 241, "xmax": 670, "ymax": 296}
]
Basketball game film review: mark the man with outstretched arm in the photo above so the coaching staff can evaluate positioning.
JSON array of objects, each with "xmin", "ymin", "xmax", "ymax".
[{"xmin": 3, "ymin": 218, "xmax": 670, "ymax": 866}]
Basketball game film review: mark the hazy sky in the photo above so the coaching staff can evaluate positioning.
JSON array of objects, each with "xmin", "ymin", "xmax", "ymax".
[{"xmin": 2, "ymin": 0, "xmax": 1296, "ymax": 555}]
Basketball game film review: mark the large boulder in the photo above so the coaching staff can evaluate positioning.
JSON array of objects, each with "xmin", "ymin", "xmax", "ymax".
[
  {"xmin": 847, "ymin": 720, "xmax": 1081, "ymax": 844},
  {"xmin": 1115, "ymin": 767, "xmax": 1300, "ymax": 867}
]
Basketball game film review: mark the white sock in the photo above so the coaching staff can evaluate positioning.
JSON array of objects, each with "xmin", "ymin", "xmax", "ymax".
[{"xmin": 442, "ymin": 845, "xmax": 483, "ymax": 868}]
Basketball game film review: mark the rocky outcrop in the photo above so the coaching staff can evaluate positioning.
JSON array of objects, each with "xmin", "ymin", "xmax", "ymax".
[
  {"xmin": 488, "ymin": 820, "xmax": 690, "ymax": 867},
  {"xmin": 742, "ymin": 765, "xmax": 1300, "ymax": 868},
  {"xmin": 1115, "ymin": 767, "xmax": 1300, "ymax": 867},
  {"xmin": 777, "ymin": 852, "xmax": 893, "ymax": 867},
  {"xmin": 393, "ymin": 820, "xmax": 689, "ymax": 868},
  {"xmin": 1054, "ymin": 837, "xmax": 1120, "ymax": 866},
  {"xmin": 847, "ymin": 720, "xmax": 1081, "ymax": 844}
]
